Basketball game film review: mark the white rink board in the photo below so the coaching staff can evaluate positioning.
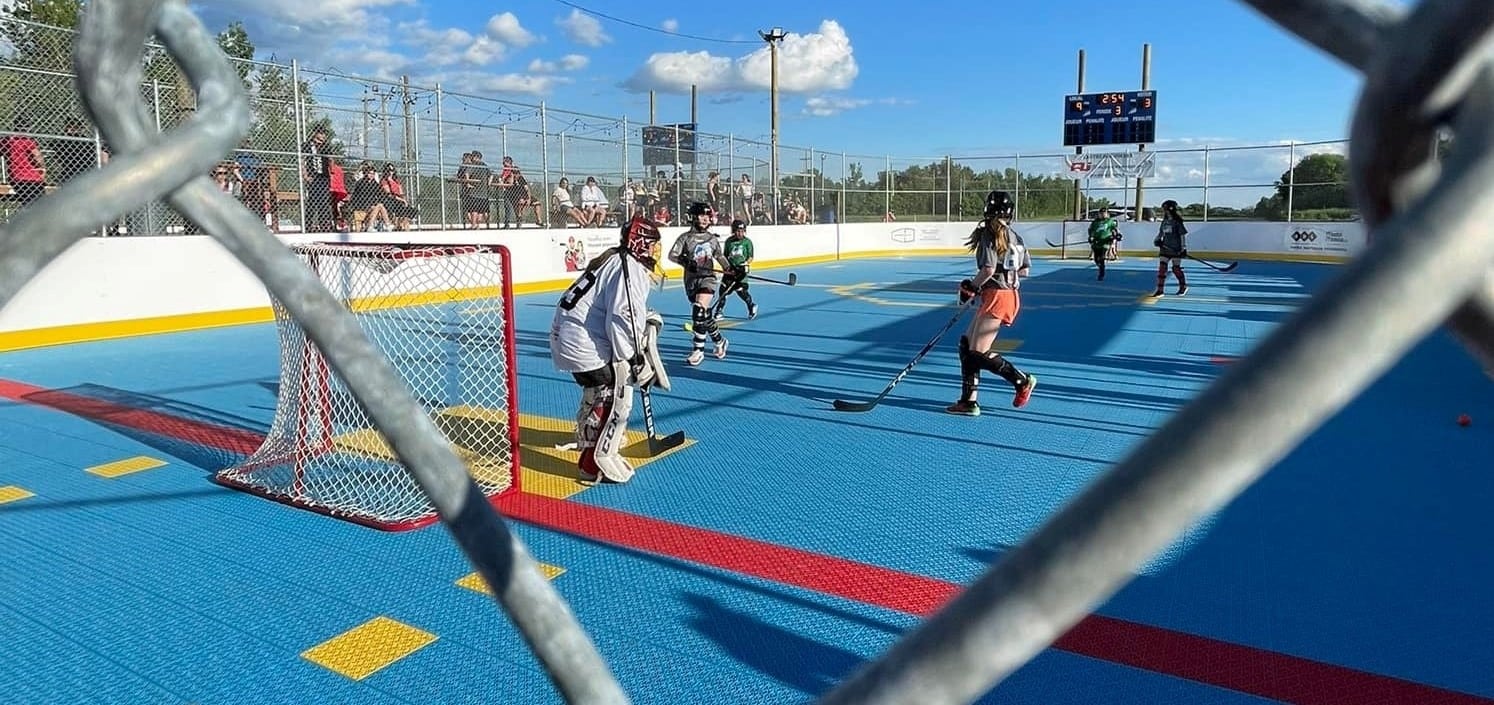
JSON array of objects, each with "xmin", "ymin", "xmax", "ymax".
[{"xmin": 0, "ymin": 220, "xmax": 1364, "ymax": 337}]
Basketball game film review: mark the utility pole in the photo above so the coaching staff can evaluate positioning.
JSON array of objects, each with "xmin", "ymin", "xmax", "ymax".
[
  {"xmin": 1073, "ymin": 49, "xmax": 1085, "ymax": 221},
  {"xmin": 1133, "ymin": 44, "xmax": 1151, "ymax": 220},
  {"xmin": 759, "ymin": 27, "xmax": 787, "ymax": 223},
  {"xmin": 361, "ymin": 88, "xmax": 373, "ymax": 156}
]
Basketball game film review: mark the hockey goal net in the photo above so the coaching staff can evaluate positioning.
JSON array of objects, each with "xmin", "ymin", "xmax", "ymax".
[{"xmin": 216, "ymin": 242, "xmax": 521, "ymax": 531}]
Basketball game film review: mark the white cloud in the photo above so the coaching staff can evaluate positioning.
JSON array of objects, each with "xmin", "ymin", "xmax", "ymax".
[
  {"xmin": 802, "ymin": 95, "xmax": 914, "ymax": 116},
  {"xmin": 624, "ymin": 20, "xmax": 857, "ymax": 95},
  {"xmin": 558, "ymin": 8, "xmax": 610, "ymax": 47},
  {"xmin": 394, "ymin": 12, "xmax": 541, "ymax": 68},
  {"xmin": 485, "ymin": 12, "xmax": 537, "ymax": 49},
  {"xmin": 191, "ymin": 0, "xmax": 411, "ymax": 58},
  {"xmin": 528, "ymin": 54, "xmax": 590, "ymax": 73},
  {"xmin": 661, "ymin": 18, "xmax": 679, "ymax": 33}
]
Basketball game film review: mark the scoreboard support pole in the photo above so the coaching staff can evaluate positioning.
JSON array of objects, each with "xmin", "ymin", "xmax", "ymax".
[
  {"xmin": 1134, "ymin": 44, "xmax": 1152, "ymax": 220},
  {"xmin": 1073, "ymin": 49, "xmax": 1086, "ymax": 225}
]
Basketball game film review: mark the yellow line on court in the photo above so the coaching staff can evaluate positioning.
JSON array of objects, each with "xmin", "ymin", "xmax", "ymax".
[{"xmin": 86, "ymin": 456, "xmax": 167, "ymax": 478}]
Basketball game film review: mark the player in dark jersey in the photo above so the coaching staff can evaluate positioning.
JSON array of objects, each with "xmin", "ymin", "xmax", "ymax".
[
  {"xmin": 712, "ymin": 219, "xmax": 758, "ymax": 319},
  {"xmin": 668, "ymin": 201, "xmax": 732, "ymax": 365},
  {"xmin": 1152, "ymin": 199, "xmax": 1189, "ymax": 297},
  {"xmin": 948, "ymin": 191, "xmax": 1037, "ymax": 416}
]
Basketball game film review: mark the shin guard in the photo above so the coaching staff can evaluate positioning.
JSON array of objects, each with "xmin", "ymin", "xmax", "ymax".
[
  {"xmin": 978, "ymin": 349, "xmax": 1025, "ymax": 386},
  {"xmin": 957, "ymin": 336, "xmax": 980, "ymax": 401}
]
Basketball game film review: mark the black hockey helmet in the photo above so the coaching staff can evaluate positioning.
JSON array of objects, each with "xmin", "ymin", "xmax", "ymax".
[
  {"xmin": 984, "ymin": 190, "xmax": 1015, "ymax": 219},
  {"xmin": 686, "ymin": 201, "xmax": 713, "ymax": 217},
  {"xmin": 730, "ymin": 219, "xmax": 746, "ymax": 231},
  {"xmin": 1161, "ymin": 199, "xmax": 1179, "ymax": 211}
]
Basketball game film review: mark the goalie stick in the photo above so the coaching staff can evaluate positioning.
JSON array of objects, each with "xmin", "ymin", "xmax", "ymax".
[
  {"xmin": 1188, "ymin": 253, "xmax": 1239, "ymax": 273},
  {"xmin": 639, "ymin": 386, "xmax": 685, "ymax": 455},
  {"xmin": 832, "ymin": 298, "xmax": 973, "ymax": 412},
  {"xmin": 1045, "ymin": 237, "xmax": 1090, "ymax": 248}
]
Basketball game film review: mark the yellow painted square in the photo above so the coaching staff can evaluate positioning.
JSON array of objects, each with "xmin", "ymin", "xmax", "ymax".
[
  {"xmin": 301, "ymin": 616, "xmax": 437, "ymax": 681},
  {"xmin": 456, "ymin": 563, "xmax": 565, "ymax": 595},
  {"xmin": 0, "ymin": 485, "xmax": 35, "ymax": 504},
  {"xmin": 86, "ymin": 456, "xmax": 167, "ymax": 478},
  {"xmin": 515, "ymin": 412, "xmax": 692, "ymax": 499}
]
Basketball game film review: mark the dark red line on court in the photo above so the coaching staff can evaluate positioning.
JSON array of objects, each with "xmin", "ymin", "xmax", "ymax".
[
  {"xmin": 5, "ymin": 376, "xmax": 1489, "ymax": 704},
  {"xmin": 0, "ymin": 379, "xmax": 263, "ymax": 455}
]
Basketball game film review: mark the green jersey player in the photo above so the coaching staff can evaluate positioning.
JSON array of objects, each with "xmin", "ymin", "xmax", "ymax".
[
  {"xmin": 1087, "ymin": 207, "xmax": 1123, "ymax": 281},
  {"xmin": 713, "ymin": 219, "xmax": 759, "ymax": 319}
]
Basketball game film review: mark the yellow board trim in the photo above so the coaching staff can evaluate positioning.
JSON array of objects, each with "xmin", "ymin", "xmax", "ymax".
[
  {"xmin": 0, "ymin": 485, "xmax": 35, "ymax": 503},
  {"xmin": 455, "ymin": 563, "xmax": 565, "ymax": 596},
  {"xmin": 0, "ymin": 247, "xmax": 1346, "ymax": 353},
  {"xmin": 86, "ymin": 456, "xmax": 167, "ymax": 478},
  {"xmin": 301, "ymin": 616, "xmax": 438, "ymax": 681}
]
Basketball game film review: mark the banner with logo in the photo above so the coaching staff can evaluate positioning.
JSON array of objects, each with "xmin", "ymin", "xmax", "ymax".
[
  {"xmin": 1062, "ymin": 151, "xmax": 1157, "ymax": 180},
  {"xmin": 1283, "ymin": 225, "xmax": 1351, "ymax": 255}
]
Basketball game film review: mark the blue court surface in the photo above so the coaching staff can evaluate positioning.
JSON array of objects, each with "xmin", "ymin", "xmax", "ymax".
[{"xmin": 1, "ymin": 253, "xmax": 1491, "ymax": 704}]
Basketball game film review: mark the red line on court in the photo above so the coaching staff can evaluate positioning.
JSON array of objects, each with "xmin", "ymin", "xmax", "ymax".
[
  {"xmin": 0, "ymin": 379, "xmax": 263, "ymax": 455},
  {"xmin": 5, "ymin": 376, "xmax": 1488, "ymax": 704}
]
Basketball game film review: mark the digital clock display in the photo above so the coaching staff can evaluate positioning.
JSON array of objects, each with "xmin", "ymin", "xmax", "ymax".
[{"xmin": 1062, "ymin": 90, "xmax": 1156, "ymax": 146}]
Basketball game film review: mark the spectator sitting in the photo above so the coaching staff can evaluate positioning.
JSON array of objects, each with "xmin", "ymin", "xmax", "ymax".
[
  {"xmin": 551, "ymin": 177, "xmax": 589, "ymax": 227},
  {"xmin": 578, "ymin": 176, "xmax": 609, "ymax": 227},
  {"xmin": 349, "ymin": 161, "xmax": 391, "ymax": 231}
]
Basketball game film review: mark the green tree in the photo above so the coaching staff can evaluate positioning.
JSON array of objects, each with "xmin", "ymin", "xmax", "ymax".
[{"xmin": 1275, "ymin": 152, "xmax": 1350, "ymax": 211}]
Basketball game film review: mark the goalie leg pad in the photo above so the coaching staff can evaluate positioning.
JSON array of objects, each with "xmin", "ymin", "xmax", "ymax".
[
  {"xmin": 577, "ymin": 369, "xmax": 636, "ymax": 483},
  {"xmin": 641, "ymin": 310, "xmax": 670, "ymax": 391}
]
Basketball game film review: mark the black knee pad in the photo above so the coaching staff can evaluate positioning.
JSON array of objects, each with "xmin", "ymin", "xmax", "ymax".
[{"xmin": 691, "ymin": 304, "xmax": 715, "ymax": 333}]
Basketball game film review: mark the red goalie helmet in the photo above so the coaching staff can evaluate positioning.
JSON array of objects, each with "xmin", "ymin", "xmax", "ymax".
[{"xmin": 621, "ymin": 213, "xmax": 662, "ymax": 267}]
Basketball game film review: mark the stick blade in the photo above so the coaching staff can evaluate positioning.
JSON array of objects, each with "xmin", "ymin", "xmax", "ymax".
[
  {"xmin": 1219, "ymin": 261, "xmax": 1239, "ymax": 273},
  {"xmin": 647, "ymin": 431, "xmax": 687, "ymax": 456},
  {"xmin": 831, "ymin": 398, "xmax": 876, "ymax": 412},
  {"xmin": 786, "ymin": 272, "xmax": 798, "ymax": 286}
]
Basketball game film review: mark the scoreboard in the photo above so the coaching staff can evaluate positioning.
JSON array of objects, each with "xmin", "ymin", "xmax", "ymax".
[{"xmin": 1062, "ymin": 90, "xmax": 1156, "ymax": 147}]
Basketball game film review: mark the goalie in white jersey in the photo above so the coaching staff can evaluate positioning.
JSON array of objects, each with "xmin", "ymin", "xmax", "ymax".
[{"xmin": 550, "ymin": 213, "xmax": 670, "ymax": 483}]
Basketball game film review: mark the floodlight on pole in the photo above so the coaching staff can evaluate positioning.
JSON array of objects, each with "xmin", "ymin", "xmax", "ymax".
[{"xmin": 759, "ymin": 26, "xmax": 787, "ymax": 222}]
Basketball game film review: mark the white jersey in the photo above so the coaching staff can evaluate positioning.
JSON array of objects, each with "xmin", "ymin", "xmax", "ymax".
[{"xmin": 550, "ymin": 249, "xmax": 653, "ymax": 373}]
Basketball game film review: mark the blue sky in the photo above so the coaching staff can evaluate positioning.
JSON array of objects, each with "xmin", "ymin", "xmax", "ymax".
[{"xmin": 188, "ymin": 0, "xmax": 1368, "ymax": 158}]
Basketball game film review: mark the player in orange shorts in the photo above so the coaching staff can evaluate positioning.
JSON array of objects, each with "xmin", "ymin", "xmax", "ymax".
[{"xmin": 948, "ymin": 190, "xmax": 1037, "ymax": 416}]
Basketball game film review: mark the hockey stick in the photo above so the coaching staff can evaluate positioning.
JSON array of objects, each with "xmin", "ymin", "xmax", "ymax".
[
  {"xmin": 639, "ymin": 386, "xmax": 685, "ymax": 455},
  {"xmin": 1044, "ymin": 237, "xmax": 1089, "ymax": 248},
  {"xmin": 1187, "ymin": 253, "xmax": 1239, "ymax": 273},
  {"xmin": 749, "ymin": 271, "xmax": 797, "ymax": 286},
  {"xmin": 832, "ymin": 299, "xmax": 973, "ymax": 412}
]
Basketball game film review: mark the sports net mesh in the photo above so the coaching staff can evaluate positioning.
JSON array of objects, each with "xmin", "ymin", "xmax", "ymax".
[{"xmin": 216, "ymin": 242, "xmax": 519, "ymax": 530}]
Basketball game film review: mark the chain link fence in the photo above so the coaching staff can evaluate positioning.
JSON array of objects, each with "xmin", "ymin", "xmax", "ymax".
[{"xmin": 1, "ymin": 16, "xmax": 1359, "ymax": 234}]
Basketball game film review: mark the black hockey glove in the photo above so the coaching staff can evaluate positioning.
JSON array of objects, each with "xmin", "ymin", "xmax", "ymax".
[{"xmin": 958, "ymin": 279, "xmax": 979, "ymax": 304}]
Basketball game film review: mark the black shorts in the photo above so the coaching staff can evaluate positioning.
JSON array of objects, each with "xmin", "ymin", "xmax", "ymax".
[
  {"xmin": 463, "ymin": 196, "xmax": 490, "ymax": 214},
  {"xmin": 572, "ymin": 366, "xmax": 614, "ymax": 388}
]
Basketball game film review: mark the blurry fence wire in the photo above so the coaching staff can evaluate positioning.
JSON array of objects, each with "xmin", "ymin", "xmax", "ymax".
[
  {"xmin": 0, "ymin": 2, "xmax": 1489, "ymax": 705},
  {"xmin": 0, "ymin": 17, "xmax": 1360, "ymax": 234}
]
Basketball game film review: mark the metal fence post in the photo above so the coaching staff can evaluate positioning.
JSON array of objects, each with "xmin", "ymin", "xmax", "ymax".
[
  {"xmin": 884, "ymin": 154, "xmax": 892, "ymax": 219},
  {"xmin": 540, "ymin": 102, "xmax": 550, "ymax": 228},
  {"xmin": 1203, "ymin": 145, "xmax": 1211, "ymax": 222},
  {"xmin": 292, "ymin": 59, "xmax": 306, "ymax": 234},
  {"xmin": 434, "ymin": 83, "xmax": 447, "ymax": 229},
  {"xmin": 1287, "ymin": 140, "xmax": 1297, "ymax": 221},
  {"xmin": 1014, "ymin": 152, "xmax": 1022, "ymax": 222},
  {"xmin": 945, "ymin": 155, "xmax": 952, "ymax": 220},
  {"xmin": 840, "ymin": 151, "xmax": 847, "ymax": 223}
]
